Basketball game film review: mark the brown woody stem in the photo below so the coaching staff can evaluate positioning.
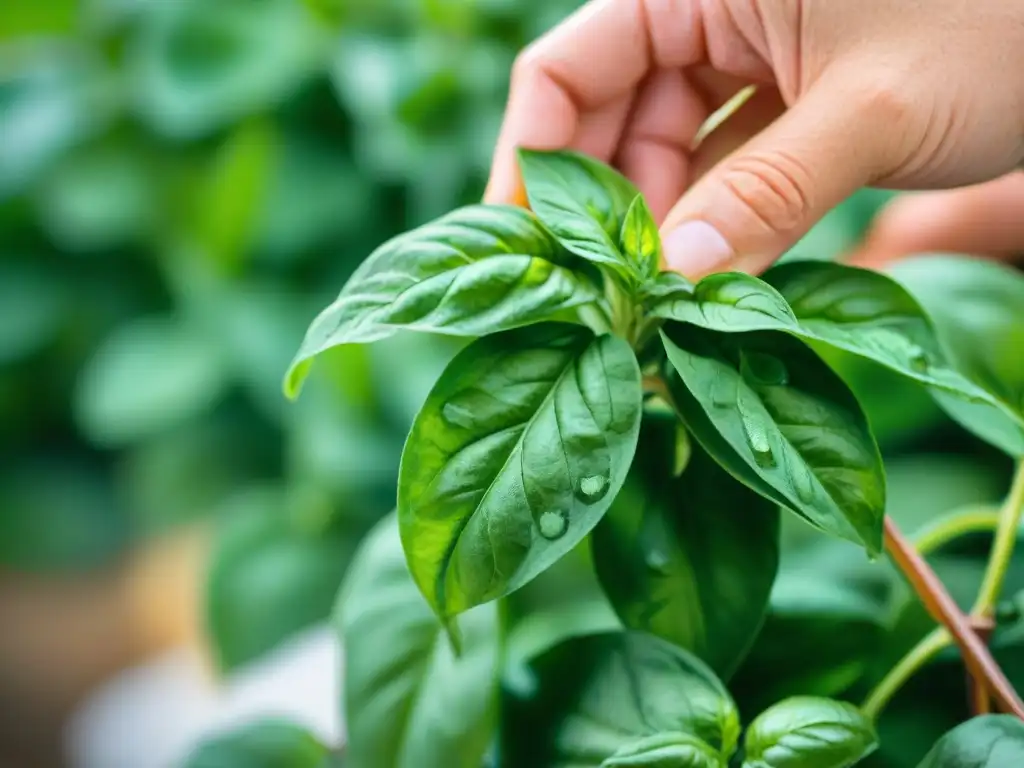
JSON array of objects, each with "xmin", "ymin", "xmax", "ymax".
[{"xmin": 884, "ymin": 516, "xmax": 1024, "ymax": 718}]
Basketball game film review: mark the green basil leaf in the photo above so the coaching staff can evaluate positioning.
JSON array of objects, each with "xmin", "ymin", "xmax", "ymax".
[
  {"xmin": 917, "ymin": 715, "xmax": 1024, "ymax": 767},
  {"xmin": 592, "ymin": 411, "xmax": 780, "ymax": 677},
  {"xmin": 647, "ymin": 262, "xmax": 1013, "ymax": 446},
  {"xmin": 502, "ymin": 631, "xmax": 740, "ymax": 767},
  {"xmin": 619, "ymin": 194, "xmax": 661, "ymax": 280},
  {"xmin": 661, "ymin": 323, "xmax": 885, "ymax": 554},
  {"xmin": 517, "ymin": 149, "xmax": 642, "ymax": 281},
  {"xmin": 603, "ymin": 733, "xmax": 726, "ymax": 767},
  {"xmin": 184, "ymin": 719, "xmax": 333, "ymax": 768},
  {"xmin": 399, "ymin": 322, "xmax": 642, "ymax": 622},
  {"xmin": 888, "ymin": 255, "xmax": 1024, "ymax": 457},
  {"xmin": 338, "ymin": 513, "xmax": 499, "ymax": 768},
  {"xmin": 743, "ymin": 696, "xmax": 878, "ymax": 768},
  {"xmin": 285, "ymin": 204, "xmax": 602, "ymax": 398}
]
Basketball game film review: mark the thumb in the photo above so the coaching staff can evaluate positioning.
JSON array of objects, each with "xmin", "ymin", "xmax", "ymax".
[{"xmin": 660, "ymin": 74, "xmax": 899, "ymax": 279}]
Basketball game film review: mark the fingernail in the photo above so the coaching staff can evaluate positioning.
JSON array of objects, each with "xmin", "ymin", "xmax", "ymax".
[{"xmin": 662, "ymin": 220, "xmax": 733, "ymax": 277}]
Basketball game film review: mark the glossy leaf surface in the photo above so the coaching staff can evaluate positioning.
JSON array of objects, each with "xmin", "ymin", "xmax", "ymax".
[
  {"xmin": 399, "ymin": 322, "xmax": 642, "ymax": 621},
  {"xmin": 338, "ymin": 513, "xmax": 500, "ymax": 768},
  {"xmin": 517, "ymin": 149, "xmax": 642, "ymax": 281},
  {"xmin": 661, "ymin": 324, "xmax": 885, "ymax": 554},
  {"xmin": 592, "ymin": 411, "xmax": 780, "ymax": 677},
  {"xmin": 916, "ymin": 715, "xmax": 1024, "ymax": 767},
  {"xmin": 502, "ymin": 631, "xmax": 739, "ymax": 767},
  {"xmin": 743, "ymin": 696, "xmax": 877, "ymax": 768},
  {"xmin": 285, "ymin": 205, "xmax": 600, "ymax": 397}
]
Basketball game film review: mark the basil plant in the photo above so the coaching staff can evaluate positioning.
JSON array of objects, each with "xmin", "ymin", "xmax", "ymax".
[{"xmin": 271, "ymin": 150, "xmax": 1024, "ymax": 768}]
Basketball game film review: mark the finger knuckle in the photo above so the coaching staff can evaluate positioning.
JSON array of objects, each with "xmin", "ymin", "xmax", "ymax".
[{"xmin": 719, "ymin": 151, "xmax": 813, "ymax": 234}]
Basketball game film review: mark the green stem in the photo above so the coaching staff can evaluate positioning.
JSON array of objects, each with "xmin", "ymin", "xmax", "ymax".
[
  {"xmin": 913, "ymin": 506, "xmax": 1002, "ymax": 557},
  {"xmin": 861, "ymin": 627, "xmax": 951, "ymax": 721},
  {"xmin": 974, "ymin": 460, "xmax": 1024, "ymax": 616}
]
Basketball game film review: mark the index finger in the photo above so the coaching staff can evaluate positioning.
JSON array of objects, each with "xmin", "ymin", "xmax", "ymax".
[{"xmin": 483, "ymin": 0, "xmax": 707, "ymax": 204}]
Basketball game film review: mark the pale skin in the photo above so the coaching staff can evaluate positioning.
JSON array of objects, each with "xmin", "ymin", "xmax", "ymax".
[{"xmin": 483, "ymin": 0, "xmax": 1024, "ymax": 278}]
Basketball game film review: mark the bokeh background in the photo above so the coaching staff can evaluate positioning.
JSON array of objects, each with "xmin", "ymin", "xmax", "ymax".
[{"xmin": 0, "ymin": 1, "xmax": 1019, "ymax": 767}]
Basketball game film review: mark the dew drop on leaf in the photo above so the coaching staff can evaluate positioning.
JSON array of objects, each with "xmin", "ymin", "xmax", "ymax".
[
  {"xmin": 441, "ymin": 401, "xmax": 475, "ymax": 429},
  {"xmin": 645, "ymin": 547, "xmax": 672, "ymax": 576},
  {"xmin": 576, "ymin": 474, "xmax": 609, "ymax": 502},
  {"xmin": 908, "ymin": 345, "xmax": 930, "ymax": 374},
  {"xmin": 739, "ymin": 399, "xmax": 775, "ymax": 469},
  {"xmin": 538, "ymin": 510, "xmax": 569, "ymax": 540},
  {"xmin": 793, "ymin": 462, "xmax": 817, "ymax": 505}
]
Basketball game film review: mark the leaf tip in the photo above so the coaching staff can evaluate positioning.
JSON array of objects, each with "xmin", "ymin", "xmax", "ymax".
[{"xmin": 282, "ymin": 358, "xmax": 312, "ymax": 401}]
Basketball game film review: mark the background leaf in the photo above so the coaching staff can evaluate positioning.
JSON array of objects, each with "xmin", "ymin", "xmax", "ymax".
[
  {"xmin": 398, "ymin": 322, "xmax": 642, "ymax": 620},
  {"xmin": 338, "ymin": 513, "xmax": 499, "ymax": 768},
  {"xmin": 501, "ymin": 631, "xmax": 739, "ymax": 767},
  {"xmin": 592, "ymin": 409, "xmax": 780, "ymax": 678},
  {"xmin": 915, "ymin": 715, "xmax": 1024, "ymax": 768},
  {"xmin": 183, "ymin": 719, "xmax": 334, "ymax": 768}
]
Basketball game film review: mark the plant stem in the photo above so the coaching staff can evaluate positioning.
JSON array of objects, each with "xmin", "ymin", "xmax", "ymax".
[
  {"xmin": 862, "ymin": 627, "xmax": 950, "ymax": 721},
  {"xmin": 884, "ymin": 516, "xmax": 1024, "ymax": 718},
  {"xmin": 972, "ymin": 460, "xmax": 1024, "ymax": 616},
  {"xmin": 913, "ymin": 506, "xmax": 1002, "ymax": 557}
]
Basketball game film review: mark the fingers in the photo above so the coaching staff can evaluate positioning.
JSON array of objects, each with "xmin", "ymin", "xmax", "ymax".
[
  {"xmin": 847, "ymin": 173, "xmax": 1024, "ymax": 269},
  {"xmin": 658, "ymin": 72, "xmax": 898, "ymax": 279},
  {"xmin": 614, "ymin": 69, "xmax": 709, "ymax": 223},
  {"xmin": 484, "ymin": 0, "xmax": 707, "ymax": 205}
]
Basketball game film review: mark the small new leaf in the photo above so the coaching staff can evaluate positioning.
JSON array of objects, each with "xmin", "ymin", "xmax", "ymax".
[
  {"xmin": 284, "ymin": 204, "xmax": 601, "ymax": 398},
  {"xmin": 517, "ymin": 149, "xmax": 643, "ymax": 283},
  {"xmin": 916, "ymin": 715, "xmax": 1024, "ymax": 767},
  {"xmin": 338, "ymin": 514, "xmax": 500, "ymax": 768},
  {"xmin": 398, "ymin": 322, "xmax": 642, "ymax": 621},
  {"xmin": 661, "ymin": 324, "xmax": 885, "ymax": 554},
  {"xmin": 592, "ymin": 411, "xmax": 780, "ymax": 678},
  {"xmin": 743, "ymin": 696, "xmax": 878, "ymax": 768},
  {"xmin": 502, "ymin": 631, "xmax": 740, "ymax": 767},
  {"xmin": 184, "ymin": 719, "xmax": 330, "ymax": 768},
  {"xmin": 619, "ymin": 194, "xmax": 661, "ymax": 280}
]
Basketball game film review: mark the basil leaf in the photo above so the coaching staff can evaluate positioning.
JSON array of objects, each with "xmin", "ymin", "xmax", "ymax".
[
  {"xmin": 661, "ymin": 323, "xmax": 885, "ymax": 554},
  {"xmin": 184, "ymin": 719, "xmax": 332, "ymax": 768},
  {"xmin": 517, "ymin": 149, "xmax": 642, "ymax": 282},
  {"xmin": 399, "ymin": 322, "xmax": 642, "ymax": 622},
  {"xmin": 502, "ymin": 631, "xmax": 740, "ymax": 767},
  {"xmin": 888, "ymin": 255, "xmax": 1024, "ymax": 457},
  {"xmin": 743, "ymin": 696, "xmax": 878, "ymax": 768},
  {"xmin": 285, "ymin": 204, "xmax": 602, "ymax": 397},
  {"xmin": 917, "ymin": 715, "xmax": 1024, "ymax": 767},
  {"xmin": 592, "ymin": 411, "xmax": 780, "ymax": 677},
  {"xmin": 338, "ymin": 513, "xmax": 499, "ymax": 768},
  {"xmin": 603, "ymin": 733, "xmax": 726, "ymax": 767},
  {"xmin": 619, "ymin": 194, "xmax": 661, "ymax": 280},
  {"xmin": 647, "ymin": 262, "xmax": 1011, "ymax": 442}
]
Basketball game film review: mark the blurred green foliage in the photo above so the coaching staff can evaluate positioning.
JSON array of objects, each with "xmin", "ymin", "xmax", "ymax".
[{"xmin": 0, "ymin": 3, "xmax": 1015, "ymax": 728}]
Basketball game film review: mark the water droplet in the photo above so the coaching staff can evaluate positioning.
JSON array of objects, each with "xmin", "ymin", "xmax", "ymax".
[
  {"xmin": 538, "ymin": 510, "xmax": 569, "ymax": 540},
  {"xmin": 645, "ymin": 547, "xmax": 672, "ymax": 576},
  {"xmin": 741, "ymin": 351, "xmax": 789, "ymax": 386},
  {"xmin": 739, "ymin": 404, "xmax": 775, "ymax": 469},
  {"xmin": 577, "ymin": 474, "xmax": 609, "ymax": 502},
  {"xmin": 442, "ymin": 401, "xmax": 474, "ymax": 429},
  {"xmin": 793, "ymin": 463, "xmax": 817, "ymax": 505},
  {"xmin": 908, "ymin": 346, "xmax": 929, "ymax": 374}
]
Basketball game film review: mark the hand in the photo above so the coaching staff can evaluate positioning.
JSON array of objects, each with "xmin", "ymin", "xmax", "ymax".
[
  {"xmin": 484, "ymin": 0, "xmax": 1024, "ymax": 279},
  {"xmin": 847, "ymin": 172, "xmax": 1024, "ymax": 270}
]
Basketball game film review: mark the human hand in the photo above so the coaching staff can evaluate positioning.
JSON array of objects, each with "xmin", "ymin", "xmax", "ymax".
[
  {"xmin": 846, "ymin": 172, "xmax": 1024, "ymax": 270},
  {"xmin": 484, "ymin": 0, "xmax": 1024, "ymax": 279}
]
